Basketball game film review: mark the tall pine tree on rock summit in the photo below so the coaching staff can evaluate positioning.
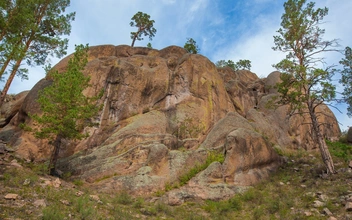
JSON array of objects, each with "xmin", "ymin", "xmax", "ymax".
[{"xmin": 130, "ymin": 11, "xmax": 156, "ymax": 47}]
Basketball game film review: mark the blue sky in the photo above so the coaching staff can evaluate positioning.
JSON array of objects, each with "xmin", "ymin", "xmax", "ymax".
[{"xmin": 4, "ymin": 0, "xmax": 352, "ymax": 130}]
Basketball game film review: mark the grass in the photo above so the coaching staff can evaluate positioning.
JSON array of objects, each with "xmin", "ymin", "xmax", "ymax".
[
  {"xmin": 0, "ymin": 140, "xmax": 351, "ymax": 219},
  {"xmin": 153, "ymin": 150, "xmax": 225, "ymax": 195},
  {"xmin": 327, "ymin": 139, "xmax": 352, "ymax": 162},
  {"xmin": 113, "ymin": 191, "xmax": 134, "ymax": 205},
  {"xmin": 42, "ymin": 206, "xmax": 66, "ymax": 220},
  {"xmin": 178, "ymin": 150, "xmax": 225, "ymax": 186}
]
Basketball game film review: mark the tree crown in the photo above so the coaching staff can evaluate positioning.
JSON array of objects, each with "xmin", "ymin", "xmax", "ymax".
[
  {"xmin": 339, "ymin": 46, "xmax": 352, "ymax": 116},
  {"xmin": 32, "ymin": 44, "xmax": 100, "ymax": 141},
  {"xmin": 215, "ymin": 59, "xmax": 251, "ymax": 71},
  {"xmin": 272, "ymin": 0, "xmax": 338, "ymax": 113},
  {"xmin": 130, "ymin": 11, "xmax": 156, "ymax": 46},
  {"xmin": 184, "ymin": 38, "xmax": 200, "ymax": 54},
  {"xmin": 0, "ymin": 0, "xmax": 75, "ymax": 105}
]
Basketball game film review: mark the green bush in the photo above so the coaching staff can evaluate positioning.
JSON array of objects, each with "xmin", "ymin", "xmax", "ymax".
[
  {"xmin": 203, "ymin": 197, "xmax": 242, "ymax": 215},
  {"xmin": 132, "ymin": 197, "xmax": 144, "ymax": 208},
  {"xmin": 42, "ymin": 206, "xmax": 65, "ymax": 220},
  {"xmin": 75, "ymin": 196, "xmax": 97, "ymax": 219},
  {"xmin": 225, "ymin": 197, "xmax": 242, "ymax": 212},
  {"xmin": 253, "ymin": 207, "xmax": 264, "ymax": 219},
  {"xmin": 241, "ymin": 188, "xmax": 256, "ymax": 202},
  {"xmin": 266, "ymin": 197, "xmax": 280, "ymax": 214},
  {"xmin": 326, "ymin": 140, "xmax": 352, "ymax": 161},
  {"xmin": 113, "ymin": 208, "xmax": 134, "ymax": 219},
  {"xmin": 29, "ymin": 162, "xmax": 49, "ymax": 175},
  {"xmin": 3, "ymin": 169, "xmax": 25, "ymax": 187},
  {"xmin": 19, "ymin": 123, "xmax": 33, "ymax": 132},
  {"xmin": 73, "ymin": 179, "xmax": 84, "ymax": 186},
  {"xmin": 113, "ymin": 191, "xmax": 133, "ymax": 205},
  {"xmin": 155, "ymin": 202, "xmax": 173, "ymax": 216}
]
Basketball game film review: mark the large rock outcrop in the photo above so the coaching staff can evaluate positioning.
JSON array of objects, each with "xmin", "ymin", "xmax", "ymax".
[{"xmin": 0, "ymin": 45, "xmax": 341, "ymax": 202}]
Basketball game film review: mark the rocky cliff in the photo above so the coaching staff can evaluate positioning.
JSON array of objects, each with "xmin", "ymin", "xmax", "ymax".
[{"xmin": 0, "ymin": 45, "xmax": 341, "ymax": 203}]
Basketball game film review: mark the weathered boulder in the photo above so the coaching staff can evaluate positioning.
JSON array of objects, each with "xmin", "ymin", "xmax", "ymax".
[
  {"xmin": 17, "ymin": 80, "xmax": 51, "ymax": 124},
  {"xmin": 164, "ymin": 126, "xmax": 280, "ymax": 203},
  {"xmin": 222, "ymin": 128, "xmax": 280, "ymax": 185},
  {"xmin": 166, "ymin": 162, "xmax": 244, "ymax": 205},
  {"xmin": 200, "ymin": 112, "xmax": 252, "ymax": 150},
  {"xmin": 0, "ymin": 91, "xmax": 29, "ymax": 127},
  {"xmin": 218, "ymin": 68, "xmax": 263, "ymax": 115},
  {"xmin": 265, "ymin": 71, "xmax": 281, "ymax": 94}
]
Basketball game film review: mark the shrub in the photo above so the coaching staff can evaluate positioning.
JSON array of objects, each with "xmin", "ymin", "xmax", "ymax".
[
  {"xmin": 241, "ymin": 187, "xmax": 256, "ymax": 202},
  {"xmin": 155, "ymin": 202, "xmax": 173, "ymax": 216},
  {"xmin": 28, "ymin": 161, "xmax": 49, "ymax": 175},
  {"xmin": 42, "ymin": 206, "xmax": 65, "ymax": 220},
  {"xmin": 73, "ymin": 179, "xmax": 84, "ymax": 186},
  {"xmin": 203, "ymin": 197, "xmax": 242, "ymax": 215},
  {"xmin": 132, "ymin": 197, "xmax": 144, "ymax": 208},
  {"xmin": 113, "ymin": 208, "xmax": 134, "ymax": 219},
  {"xmin": 114, "ymin": 191, "xmax": 133, "ymax": 205},
  {"xmin": 326, "ymin": 140, "xmax": 352, "ymax": 162},
  {"xmin": 75, "ymin": 196, "xmax": 97, "ymax": 219}
]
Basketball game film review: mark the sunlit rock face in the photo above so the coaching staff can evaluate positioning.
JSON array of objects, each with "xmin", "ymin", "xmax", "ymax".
[{"xmin": 0, "ymin": 45, "xmax": 340, "ymax": 202}]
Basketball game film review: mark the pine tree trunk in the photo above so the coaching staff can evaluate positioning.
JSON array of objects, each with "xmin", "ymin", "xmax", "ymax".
[
  {"xmin": 49, "ymin": 134, "xmax": 62, "ymax": 175},
  {"xmin": 0, "ymin": 1, "xmax": 49, "ymax": 107},
  {"xmin": 309, "ymin": 106, "xmax": 335, "ymax": 174},
  {"xmin": 0, "ymin": 30, "xmax": 36, "ymax": 108},
  {"xmin": 131, "ymin": 29, "xmax": 141, "ymax": 47},
  {"xmin": 0, "ymin": 59, "xmax": 22, "ymax": 107},
  {"xmin": 131, "ymin": 35, "xmax": 137, "ymax": 47},
  {"xmin": 0, "ymin": 54, "xmax": 14, "ymax": 79},
  {"xmin": 0, "ymin": 38, "xmax": 23, "ymax": 79}
]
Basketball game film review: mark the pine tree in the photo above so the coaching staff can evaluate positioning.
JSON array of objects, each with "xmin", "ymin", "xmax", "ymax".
[
  {"xmin": 32, "ymin": 44, "xmax": 100, "ymax": 175},
  {"xmin": 184, "ymin": 38, "xmax": 200, "ymax": 54},
  {"xmin": 339, "ymin": 46, "xmax": 352, "ymax": 116},
  {"xmin": 0, "ymin": 0, "xmax": 75, "ymax": 107},
  {"xmin": 272, "ymin": 0, "xmax": 339, "ymax": 174},
  {"xmin": 130, "ymin": 11, "xmax": 156, "ymax": 47}
]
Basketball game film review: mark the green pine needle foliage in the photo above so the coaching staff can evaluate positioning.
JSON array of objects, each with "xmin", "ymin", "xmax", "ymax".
[{"xmin": 32, "ymin": 44, "xmax": 100, "ymax": 141}]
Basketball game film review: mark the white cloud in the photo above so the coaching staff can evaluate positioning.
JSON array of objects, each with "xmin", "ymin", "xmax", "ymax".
[
  {"xmin": 211, "ymin": 5, "xmax": 284, "ymax": 77},
  {"xmin": 190, "ymin": 0, "xmax": 208, "ymax": 12},
  {"xmin": 161, "ymin": 0, "xmax": 176, "ymax": 4}
]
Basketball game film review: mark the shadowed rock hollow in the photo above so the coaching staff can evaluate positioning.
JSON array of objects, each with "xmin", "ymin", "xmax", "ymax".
[{"xmin": 0, "ymin": 45, "xmax": 341, "ymax": 203}]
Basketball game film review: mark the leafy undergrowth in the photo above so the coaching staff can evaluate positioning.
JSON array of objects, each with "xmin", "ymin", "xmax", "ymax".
[{"xmin": 1, "ymin": 141, "xmax": 352, "ymax": 219}]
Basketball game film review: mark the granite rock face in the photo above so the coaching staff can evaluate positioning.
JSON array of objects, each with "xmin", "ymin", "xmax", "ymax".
[{"xmin": 0, "ymin": 45, "xmax": 341, "ymax": 202}]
